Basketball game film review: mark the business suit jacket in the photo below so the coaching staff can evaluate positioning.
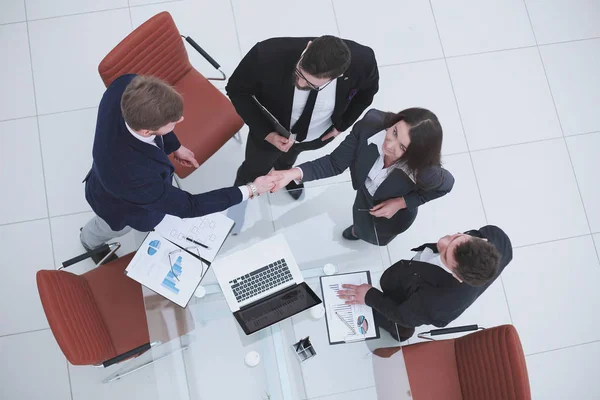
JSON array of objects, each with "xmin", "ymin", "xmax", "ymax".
[
  {"xmin": 85, "ymin": 74, "xmax": 242, "ymax": 232},
  {"xmin": 364, "ymin": 225, "xmax": 513, "ymax": 328},
  {"xmin": 226, "ymin": 37, "xmax": 379, "ymax": 147},
  {"xmin": 298, "ymin": 109, "xmax": 455, "ymax": 245}
]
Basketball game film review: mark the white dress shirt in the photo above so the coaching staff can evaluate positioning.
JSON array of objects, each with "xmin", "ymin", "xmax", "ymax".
[
  {"xmin": 290, "ymin": 79, "xmax": 337, "ymax": 142},
  {"xmin": 125, "ymin": 122, "xmax": 158, "ymax": 147},
  {"xmin": 126, "ymin": 122, "xmax": 250, "ymax": 200},
  {"xmin": 413, "ymin": 247, "xmax": 453, "ymax": 275},
  {"xmin": 365, "ymin": 130, "xmax": 415, "ymax": 196}
]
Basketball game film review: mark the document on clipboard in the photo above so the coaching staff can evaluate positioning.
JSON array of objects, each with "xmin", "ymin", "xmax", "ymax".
[
  {"xmin": 251, "ymin": 95, "xmax": 296, "ymax": 140},
  {"xmin": 320, "ymin": 271, "xmax": 380, "ymax": 345}
]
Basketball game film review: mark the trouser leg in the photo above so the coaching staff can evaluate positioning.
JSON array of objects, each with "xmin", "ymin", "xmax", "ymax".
[{"xmin": 80, "ymin": 215, "xmax": 132, "ymax": 249}]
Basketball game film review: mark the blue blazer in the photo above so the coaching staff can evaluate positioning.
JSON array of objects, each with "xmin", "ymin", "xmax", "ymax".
[{"xmin": 85, "ymin": 74, "xmax": 242, "ymax": 232}]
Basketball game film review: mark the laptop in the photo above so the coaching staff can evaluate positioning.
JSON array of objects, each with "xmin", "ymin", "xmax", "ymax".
[{"xmin": 212, "ymin": 234, "xmax": 321, "ymax": 335}]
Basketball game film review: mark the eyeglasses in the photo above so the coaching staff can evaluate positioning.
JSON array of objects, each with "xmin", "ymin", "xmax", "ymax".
[
  {"xmin": 294, "ymin": 62, "xmax": 335, "ymax": 92},
  {"xmin": 168, "ymin": 247, "xmax": 208, "ymax": 281}
]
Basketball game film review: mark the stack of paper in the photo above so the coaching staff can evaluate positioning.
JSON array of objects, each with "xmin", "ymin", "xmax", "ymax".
[{"xmin": 125, "ymin": 212, "xmax": 234, "ymax": 307}]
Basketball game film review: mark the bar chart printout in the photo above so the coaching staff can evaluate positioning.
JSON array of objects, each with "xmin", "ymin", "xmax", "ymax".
[{"xmin": 162, "ymin": 256, "xmax": 183, "ymax": 294}]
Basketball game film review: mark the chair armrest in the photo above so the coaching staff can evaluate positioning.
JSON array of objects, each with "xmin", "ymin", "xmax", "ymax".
[
  {"xmin": 60, "ymin": 242, "xmax": 121, "ymax": 270},
  {"xmin": 102, "ymin": 342, "xmax": 152, "ymax": 368},
  {"xmin": 181, "ymin": 35, "xmax": 226, "ymax": 81},
  {"xmin": 417, "ymin": 324, "xmax": 483, "ymax": 341}
]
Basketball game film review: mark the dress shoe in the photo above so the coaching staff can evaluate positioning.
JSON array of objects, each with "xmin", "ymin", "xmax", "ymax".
[
  {"xmin": 396, "ymin": 326, "xmax": 416, "ymax": 341},
  {"xmin": 285, "ymin": 180, "xmax": 304, "ymax": 200},
  {"xmin": 342, "ymin": 225, "xmax": 360, "ymax": 241},
  {"xmin": 80, "ymin": 228, "xmax": 118, "ymax": 265}
]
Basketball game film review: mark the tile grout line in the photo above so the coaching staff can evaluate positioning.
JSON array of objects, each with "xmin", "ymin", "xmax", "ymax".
[
  {"xmin": 0, "ymin": 209, "xmax": 93, "ymax": 227},
  {"xmin": 426, "ymin": 1, "xmax": 489, "ymax": 224},
  {"xmin": 428, "ymin": 0, "xmax": 514, "ymax": 326},
  {"xmin": 329, "ymin": 0, "xmax": 342, "ymax": 37},
  {"xmin": 521, "ymin": 0, "xmax": 600, "ymax": 265},
  {"xmin": 513, "ymin": 233, "xmax": 593, "ymax": 250},
  {"xmin": 228, "ymin": 0, "xmax": 244, "ymax": 60},
  {"xmin": 308, "ymin": 385, "xmax": 375, "ymax": 400},
  {"xmin": 127, "ymin": 0, "xmax": 133, "ymax": 29},
  {"xmin": 65, "ymin": 358, "xmax": 75, "ymax": 400},
  {"xmin": 24, "ymin": 2, "xmax": 71, "ymax": 397},
  {"xmin": 0, "ymin": 106, "xmax": 98, "ymax": 125},
  {"xmin": 23, "ymin": 0, "xmax": 58, "ymax": 270},
  {"xmin": 15, "ymin": 0, "xmax": 183, "ymax": 24},
  {"xmin": 0, "ymin": 327, "xmax": 51, "ymax": 339},
  {"xmin": 525, "ymin": 338, "xmax": 600, "ymax": 358}
]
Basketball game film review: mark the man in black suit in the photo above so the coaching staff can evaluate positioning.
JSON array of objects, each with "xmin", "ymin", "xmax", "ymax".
[
  {"xmin": 225, "ymin": 35, "xmax": 378, "ymax": 230},
  {"xmin": 337, "ymin": 225, "xmax": 512, "ymax": 341}
]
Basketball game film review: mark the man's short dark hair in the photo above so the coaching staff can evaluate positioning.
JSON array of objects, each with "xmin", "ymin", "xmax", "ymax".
[
  {"xmin": 121, "ymin": 75, "xmax": 183, "ymax": 131},
  {"xmin": 300, "ymin": 35, "xmax": 351, "ymax": 79},
  {"xmin": 453, "ymin": 239, "xmax": 501, "ymax": 286}
]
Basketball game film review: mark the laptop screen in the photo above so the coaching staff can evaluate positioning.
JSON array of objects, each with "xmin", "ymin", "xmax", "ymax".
[{"xmin": 234, "ymin": 282, "xmax": 322, "ymax": 335}]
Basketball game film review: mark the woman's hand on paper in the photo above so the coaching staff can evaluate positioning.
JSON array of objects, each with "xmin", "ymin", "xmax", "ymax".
[{"xmin": 337, "ymin": 283, "xmax": 372, "ymax": 305}]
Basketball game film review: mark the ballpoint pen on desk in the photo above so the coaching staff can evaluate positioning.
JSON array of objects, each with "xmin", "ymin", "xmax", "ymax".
[
  {"xmin": 185, "ymin": 236, "xmax": 210, "ymax": 250},
  {"xmin": 335, "ymin": 312, "xmax": 357, "ymax": 335}
]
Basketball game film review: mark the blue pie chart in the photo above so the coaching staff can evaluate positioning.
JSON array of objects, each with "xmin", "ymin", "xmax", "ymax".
[{"xmin": 147, "ymin": 239, "xmax": 161, "ymax": 256}]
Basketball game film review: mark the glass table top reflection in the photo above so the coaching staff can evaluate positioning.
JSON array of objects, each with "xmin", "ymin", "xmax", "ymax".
[{"xmin": 133, "ymin": 180, "xmax": 413, "ymax": 400}]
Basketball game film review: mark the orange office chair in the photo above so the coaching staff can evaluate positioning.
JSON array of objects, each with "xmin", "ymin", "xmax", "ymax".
[
  {"xmin": 375, "ymin": 324, "xmax": 531, "ymax": 400},
  {"xmin": 36, "ymin": 243, "xmax": 194, "ymax": 379},
  {"xmin": 98, "ymin": 11, "xmax": 244, "ymax": 179}
]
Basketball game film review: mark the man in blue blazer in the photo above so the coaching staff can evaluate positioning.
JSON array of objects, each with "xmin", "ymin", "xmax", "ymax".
[{"xmin": 81, "ymin": 74, "xmax": 278, "ymax": 263}]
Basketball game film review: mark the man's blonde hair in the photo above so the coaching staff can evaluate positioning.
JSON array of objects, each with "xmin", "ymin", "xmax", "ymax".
[{"xmin": 120, "ymin": 75, "xmax": 183, "ymax": 131}]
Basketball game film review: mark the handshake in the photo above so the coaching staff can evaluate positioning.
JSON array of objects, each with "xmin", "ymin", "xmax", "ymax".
[{"xmin": 249, "ymin": 168, "xmax": 304, "ymax": 196}]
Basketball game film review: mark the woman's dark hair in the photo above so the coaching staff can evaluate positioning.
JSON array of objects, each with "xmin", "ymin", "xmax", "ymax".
[
  {"xmin": 383, "ymin": 107, "xmax": 443, "ymax": 176},
  {"xmin": 300, "ymin": 36, "xmax": 351, "ymax": 79}
]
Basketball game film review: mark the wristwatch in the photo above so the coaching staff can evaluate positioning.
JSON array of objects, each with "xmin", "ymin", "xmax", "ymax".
[{"xmin": 246, "ymin": 183, "xmax": 258, "ymax": 199}]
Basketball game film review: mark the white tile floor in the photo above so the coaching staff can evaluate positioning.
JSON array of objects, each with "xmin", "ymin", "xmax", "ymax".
[{"xmin": 1, "ymin": 0, "xmax": 599, "ymax": 399}]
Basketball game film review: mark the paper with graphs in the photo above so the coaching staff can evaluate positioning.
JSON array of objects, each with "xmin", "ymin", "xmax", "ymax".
[
  {"xmin": 320, "ymin": 271, "xmax": 380, "ymax": 344},
  {"xmin": 154, "ymin": 212, "xmax": 234, "ymax": 263}
]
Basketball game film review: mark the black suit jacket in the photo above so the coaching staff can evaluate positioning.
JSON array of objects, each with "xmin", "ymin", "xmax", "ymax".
[
  {"xmin": 85, "ymin": 74, "xmax": 242, "ymax": 232},
  {"xmin": 298, "ymin": 109, "xmax": 454, "ymax": 209},
  {"xmin": 364, "ymin": 225, "xmax": 513, "ymax": 328},
  {"xmin": 226, "ymin": 37, "xmax": 379, "ymax": 147},
  {"xmin": 298, "ymin": 109, "xmax": 454, "ymax": 244}
]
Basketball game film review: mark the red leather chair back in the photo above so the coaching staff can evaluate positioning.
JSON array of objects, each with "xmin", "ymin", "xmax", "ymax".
[
  {"xmin": 98, "ymin": 12, "xmax": 191, "ymax": 87},
  {"xmin": 36, "ymin": 269, "xmax": 117, "ymax": 365},
  {"xmin": 455, "ymin": 325, "xmax": 531, "ymax": 400}
]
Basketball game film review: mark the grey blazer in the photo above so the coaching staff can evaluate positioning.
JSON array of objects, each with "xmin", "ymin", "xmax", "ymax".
[{"xmin": 297, "ymin": 109, "xmax": 454, "ymax": 245}]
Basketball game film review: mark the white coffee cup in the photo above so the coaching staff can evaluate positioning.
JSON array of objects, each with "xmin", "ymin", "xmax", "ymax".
[
  {"xmin": 323, "ymin": 263, "xmax": 337, "ymax": 275},
  {"xmin": 245, "ymin": 351, "xmax": 260, "ymax": 367},
  {"xmin": 310, "ymin": 304, "xmax": 325, "ymax": 319},
  {"xmin": 193, "ymin": 285, "xmax": 206, "ymax": 298}
]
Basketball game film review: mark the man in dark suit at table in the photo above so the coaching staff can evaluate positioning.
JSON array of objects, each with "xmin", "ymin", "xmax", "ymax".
[
  {"xmin": 81, "ymin": 74, "xmax": 278, "ymax": 263},
  {"xmin": 225, "ymin": 35, "xmax": 379, "ymax": 231},
  {"xmin": 337, "ymin": 225, "xmax": 512, "ymax": 341}
]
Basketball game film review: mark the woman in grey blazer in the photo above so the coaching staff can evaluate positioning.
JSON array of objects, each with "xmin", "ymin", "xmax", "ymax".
[{"xmin": 272, "ymin": 108, "xmax": 454, "ymax": 246}]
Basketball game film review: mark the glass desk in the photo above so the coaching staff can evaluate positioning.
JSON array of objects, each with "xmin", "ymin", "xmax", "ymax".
[{"xmin": 123, "ymin": 181, "xmax": 412, "ymax": 400}]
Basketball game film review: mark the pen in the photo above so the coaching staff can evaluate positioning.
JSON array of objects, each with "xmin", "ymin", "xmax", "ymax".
[
  {"xmin": 185, "ymin": 236, "xmax": 210, "ymax": 250},
  {"xmin": 357, "ymin": 208, "xmax": 371, "ymax": 212},
  {"xmin": 335, "ymin": 312, "xmax": 357, "ymax": 335}
]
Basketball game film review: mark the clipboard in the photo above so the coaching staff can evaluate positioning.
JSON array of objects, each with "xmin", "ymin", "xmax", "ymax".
[
  {"xmin": 320, "ymin": 271, "xmax": 380, "ymax": 345},
  {"xmin": 251, "ymin": 95, "xmax": 296, "ymax": 140}
]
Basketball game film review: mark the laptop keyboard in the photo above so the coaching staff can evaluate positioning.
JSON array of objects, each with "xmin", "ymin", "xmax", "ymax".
[{"xmin": 229, "ymin": 258, "xmax": 293, "ymax": 303}]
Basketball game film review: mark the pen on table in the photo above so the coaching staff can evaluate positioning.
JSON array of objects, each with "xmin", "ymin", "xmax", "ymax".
[
  {"xmin": 335, "ymin": 312, "xmax": 357, "ymax": 335},
  {"xmin": 185, "ymin": 236, "xmax": 210, "ymax": 250}
]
